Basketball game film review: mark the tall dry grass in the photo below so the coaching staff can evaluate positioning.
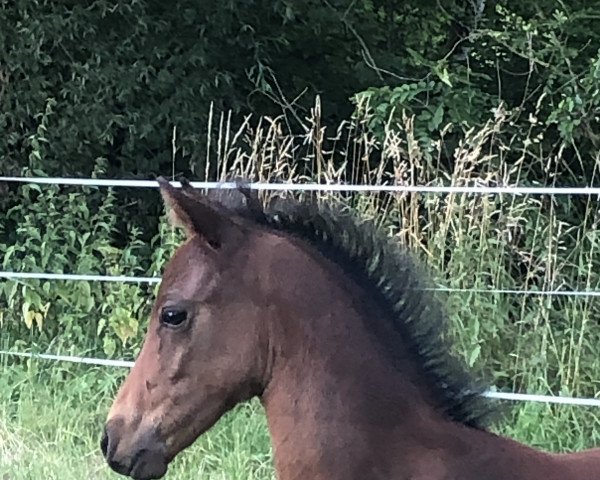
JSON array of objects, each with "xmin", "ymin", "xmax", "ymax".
[{"xmin": 186, "ymin": 100, "xmax": 600, "ymax": 450}]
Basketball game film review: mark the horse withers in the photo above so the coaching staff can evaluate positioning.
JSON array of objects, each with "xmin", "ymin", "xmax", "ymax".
[{"xmin": 101, "ymin": 178, "xmax": 600, "ymax": 479}]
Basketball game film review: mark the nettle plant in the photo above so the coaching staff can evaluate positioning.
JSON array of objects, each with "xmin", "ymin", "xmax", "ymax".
[{"xmin": 0, "ymin": 181, "xmax": 180, "ymax": 358}]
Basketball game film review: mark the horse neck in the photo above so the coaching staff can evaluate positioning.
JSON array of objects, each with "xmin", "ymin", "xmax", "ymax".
[
  {"xmin": 552, "ymin": 449, "xmax": 600, "ymax": 478},
  {"xmin": 256, "ymin": 248, "xmax": 600, "ymax": 480},
  {"xmin": 260, "ymin": 302, "xmax": 438, "ymax": 479}
]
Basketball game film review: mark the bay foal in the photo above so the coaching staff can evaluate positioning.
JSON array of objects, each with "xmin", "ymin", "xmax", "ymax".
[{"xmin": 102, "ymin": 178, "xmax": 600, "ymax": 479}]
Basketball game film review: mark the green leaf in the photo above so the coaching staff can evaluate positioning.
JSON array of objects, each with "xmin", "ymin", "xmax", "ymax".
[{"xmin": 468, "ymin": 345, "xmax": 481, "ymax": 367}]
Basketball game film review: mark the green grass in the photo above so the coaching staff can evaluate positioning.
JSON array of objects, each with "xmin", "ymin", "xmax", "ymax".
[
  {"xmin": 0, "ymin": 363, "xmax": 273, "ymax": 480},
  {"xmin": 3, "ymin": 358, "xmax": 600, "ymax": 479},
  {"xmin": 499, "ymin": 401, "xmax": 600, "ymax": 453}
]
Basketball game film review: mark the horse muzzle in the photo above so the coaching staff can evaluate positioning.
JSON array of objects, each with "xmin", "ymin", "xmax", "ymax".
[{"xmin": 101, "ymin": 418, "xmax": 169, "ymax": 479}]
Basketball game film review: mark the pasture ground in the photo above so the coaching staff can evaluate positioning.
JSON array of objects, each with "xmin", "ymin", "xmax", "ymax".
[{"xmin": 1, "ymin": 361, "xmax": 600, "ymax": 479}]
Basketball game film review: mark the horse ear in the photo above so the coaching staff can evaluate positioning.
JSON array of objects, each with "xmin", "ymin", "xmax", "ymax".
[{"xmin": 157, "ymin": 177, "xmax": 238, "ymax": 250}]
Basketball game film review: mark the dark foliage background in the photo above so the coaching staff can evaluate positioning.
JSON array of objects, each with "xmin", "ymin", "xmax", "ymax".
[{"xmin": 2, "ymin": 0, "xmax": 600, "ymax": 368}]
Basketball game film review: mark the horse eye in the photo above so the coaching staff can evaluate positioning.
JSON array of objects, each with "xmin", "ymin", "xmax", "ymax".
[{"xmin": 160, "ymin": 308, "xmax": 188, "ymax": 328}]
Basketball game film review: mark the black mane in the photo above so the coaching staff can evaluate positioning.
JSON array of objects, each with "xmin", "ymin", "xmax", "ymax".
[{"xmin": 203, "ymin": 185, "xmax": 494, "ymax": 429}]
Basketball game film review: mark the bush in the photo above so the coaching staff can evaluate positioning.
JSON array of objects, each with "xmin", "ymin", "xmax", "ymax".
[
  {"xmin": 353, "ymin": 2, "xmax": 600, "ymax": 182},
  {"xmin": 0, "ymin": 0, "xmax": 430, "ymax": 179}
]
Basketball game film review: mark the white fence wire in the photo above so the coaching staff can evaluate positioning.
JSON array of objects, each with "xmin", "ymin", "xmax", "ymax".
[
  {"xmin": 3, "ymin": 175, "xmax": 600, "ymax": 195},
  {"xmin": 2, "ymin": 350, "xmax": 600, "ymax": 407},
  {"xmin": 0, "ymin": 272, "xmax": 161, "ymax": 284},
  {"xmin": 2, "ymin": 271, "xmax": 600, "ymax": 297},
  {"xmin": 2, "ymin": 175, "xmax": 600, "ymax": 407}
]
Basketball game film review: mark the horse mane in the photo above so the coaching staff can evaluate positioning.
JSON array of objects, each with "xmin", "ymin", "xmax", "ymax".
[{"xmin": 201, "ymin": 185, "xmax": 494, "ymax": 429}]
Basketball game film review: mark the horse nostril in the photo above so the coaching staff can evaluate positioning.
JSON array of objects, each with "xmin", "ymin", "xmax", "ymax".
[{"xmin": 100, "ymin": 426, "xmax": 109, "ymax": 458}]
